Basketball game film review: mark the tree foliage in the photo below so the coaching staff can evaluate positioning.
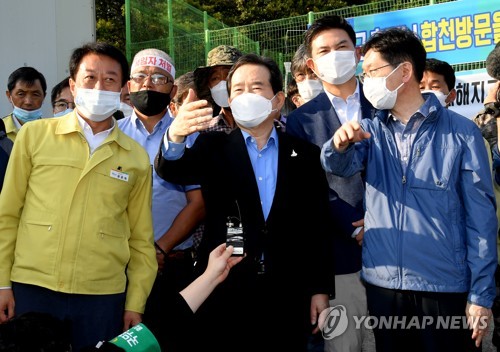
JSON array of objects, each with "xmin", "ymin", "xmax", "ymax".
[
  {"xmin": 185, "ymin": 0, "xmax": 371, "ymax": 26},
  {"xmin": 95, "ymin": 0, "xmax": 373, "ymax": 56},
  {"xmin": 95, "ymin": 0, "xmax": 126, "ymax": 52}
]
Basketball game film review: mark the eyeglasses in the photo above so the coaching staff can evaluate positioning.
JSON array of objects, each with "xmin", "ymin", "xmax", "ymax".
[
  {"xmin": 130, "ymin": 73, "xmax": 173, "ymax": 85},
  {"xmin": 294, "ymin": 71, "xmax": 318, "ymax": 83},
  {"xmin": 359, "ymin": 63, "xmax": 395, "ymax": 83},
  {"xmin": 53, "ymin": 100, "xmax": 76, "ymax": 112}
]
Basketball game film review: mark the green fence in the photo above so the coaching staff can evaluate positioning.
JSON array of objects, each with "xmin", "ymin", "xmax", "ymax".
[
  {"xmin": 126, "ymin": 0, "xmax": 467, "ymax": 78},
  {"xmin": 125, "ymin": 0, "xmax": 227, "ymax": 71}
]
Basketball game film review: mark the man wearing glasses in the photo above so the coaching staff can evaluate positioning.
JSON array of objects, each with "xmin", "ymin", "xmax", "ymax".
[
  {"xmin": 321, "ymin": 27, "xmax": 497, "ymax": 351},
  {"xmin": 50, "ymin": 77, "xmax": 76, "ymax": 117},
  {"xmin": 117, "ymin": 49, "xmax": 205, "ymax": 349}
]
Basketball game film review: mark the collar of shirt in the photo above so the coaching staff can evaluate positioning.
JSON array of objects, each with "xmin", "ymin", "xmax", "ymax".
[
  {"xmin": 240, "ymin": 126, "xmax": 279, "ymax": 152},
  {"xmin": 388, "ymin": 92, "xmax": 436, "ymax": 127},
  {"xmin": 325, "ymin": 80, "xmax": 361, "ymax": 125},
  {"xmin": 11, "ymin": 114, "xmax": 22, "ymax": 130},
  {"xmin": 388, "ymin": 94, "xmax": 436, "ymax": 171},
  {"xmin": 130, "ymin": 109, "xmax": 171, "ymax": 135},
  {"xmin": 76, "ymin": 111, "xmax": 115, "ymax": 154}
]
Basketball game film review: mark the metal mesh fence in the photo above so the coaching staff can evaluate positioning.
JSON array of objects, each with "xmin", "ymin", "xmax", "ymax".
[
  {"xmin": 125, "ymin": 0, "xmax": 227, "ymax": 71},
  {"xmin": 126, "ymin": 0, "xmax": 463, "ymax": 77}
]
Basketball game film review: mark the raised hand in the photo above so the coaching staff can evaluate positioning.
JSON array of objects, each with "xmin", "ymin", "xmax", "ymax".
[
  {"xmin": 168, "ymin": 89, "xmax": 214, "ymax": 143},
  {"xmin": 333, "ymin": 121, "xmax": 371, "ymax": 152}
]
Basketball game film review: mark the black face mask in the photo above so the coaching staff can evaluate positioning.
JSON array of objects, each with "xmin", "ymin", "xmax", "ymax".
[{"xmin": 129, "ymin": 90, "xmax": 171, "ymax": 116}]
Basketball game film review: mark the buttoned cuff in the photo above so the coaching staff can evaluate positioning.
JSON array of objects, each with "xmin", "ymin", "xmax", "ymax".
[{"xmin": 162, "ymin": 128, "xmax": 186, "ymax": 160}]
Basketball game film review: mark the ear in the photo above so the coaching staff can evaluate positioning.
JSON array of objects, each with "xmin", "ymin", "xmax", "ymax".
[
  {"xmin": 306, "ymin": 57, "xmax": 316, "ymax": 73},
  {"xmin": 447, "ymin": 89, "xmax": 457, "ymax": 105},
  {"xmin": 169, "ymin": 85, "xmax": 178, "ymax": 100},
  {"xmin": 291, "ymin": 95, "xmax": 302, "ymax": 108},
  {"xmin": 401, "ymin": 62, "xmax": 413, "ymax": 83},
  {"xmin": 169, "ymin": 101, "xmax": 178, "ymax": 117},
  {"xmin": 5, "ymin": 90, "xmax": 11, "ymax": 103},
  {"xmin": 69, "ymin": 78, "xmax": 76, "ymax": 98},
  {"xmin": 275, "ymin": 91, "xmax": 286, "ymax": 106},
  {"xmin": 355, "ymin": 46, "xmax": 362, "ymax": 63}
]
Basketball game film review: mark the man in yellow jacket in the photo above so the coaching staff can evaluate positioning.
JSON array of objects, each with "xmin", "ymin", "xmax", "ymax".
[
  {"xmin": 0, "ymin": 42, "xmax": 157, "ymax": 352},
  {"xmin": 2, "ymin": 66, "xmax": 47, "ymax": 142}
]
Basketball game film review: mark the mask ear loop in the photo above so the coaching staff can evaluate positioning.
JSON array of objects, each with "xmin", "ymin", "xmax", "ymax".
[
  {"xmin": 269, "ymin": 94, "xmax": 279, "ymax": 114},
  {"xmin": 9, "ymin": 98, "xmax": 18, "ymax": 109},
  {"xmin": 385, "ymin": 63, "xmax": 405, "ymax": 93},
  {"xmin": 443, "ymin": 91, "xmax": 451, "ymax": 107}
]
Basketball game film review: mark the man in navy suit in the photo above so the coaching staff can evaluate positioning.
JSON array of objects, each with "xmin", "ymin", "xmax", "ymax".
[
  {"xmin": 155, "ymin": 53, "xmax": 335, "ymax": 352},
  {"xmin": 286, "ymin": 15, "xmax": 376, "ymax": 352}
]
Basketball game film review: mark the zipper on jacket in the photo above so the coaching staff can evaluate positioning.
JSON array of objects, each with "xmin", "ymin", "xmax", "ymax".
[
  {"xmin": 395, "ymin": 114, "xmax": 432, "ymax": 289},
  {"xmin": 381, "ymin": 122, "xmax": 406, "ymax": 287}
]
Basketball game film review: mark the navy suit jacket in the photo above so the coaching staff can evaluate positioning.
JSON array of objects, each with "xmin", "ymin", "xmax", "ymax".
[
  {"xmin": 155, "ymin": 127, "xmax": 334, "ymax": 351},
  {"xmin": 286, "ymin": 88, "xmax": 375, "ymax": 274}
]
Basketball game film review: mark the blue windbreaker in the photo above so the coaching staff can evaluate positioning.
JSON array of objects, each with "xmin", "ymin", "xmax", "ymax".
[{"xmin": 321, "ymin": 94, "xmax": 498, "ymax": 308}]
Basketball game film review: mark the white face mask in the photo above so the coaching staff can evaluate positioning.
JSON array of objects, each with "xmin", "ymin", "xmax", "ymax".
[
  {"xmin": 210, "ymin": 80, "xmax": 230, "ymax": 108},
  {"xmin": 314, "ymin": 50, "xmax": 357, "ymax": 85},
  {"xmin": 362, "ymin": 64, "xmax": 404, "ymax": 110},
  {"xmin": 421, "ymin": 89, "xmax": 449, "ymax": 107},
  {"xmin": 119, "ymin": 102, "xmax": 134, "ymax": 117},
  {"xmin": 296, "ymin": 79, "xmax": 323, "ymax": 102},
  {"xmin": 12, "ymin": 105, "xmax": 43, "ymax": 123},
  {"xmin": 75, "ymin": 88, "xmax": 120, "ymax": 122},
  {"xmin": 230, "ymin": 93, "xmax": 277, "ymax": 128},
  {"xmin": 54, "ymin": 108, "xmax": 73, "ymax": 118}
]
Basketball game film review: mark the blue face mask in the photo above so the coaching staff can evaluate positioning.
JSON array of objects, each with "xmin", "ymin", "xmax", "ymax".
[
  {"xmin": 53, "ymin": 108, "xmax": 73, "ymax": 117},
  {"xmin": 12, "ymin": 105, "xmax": 43, "ymax": 123}
]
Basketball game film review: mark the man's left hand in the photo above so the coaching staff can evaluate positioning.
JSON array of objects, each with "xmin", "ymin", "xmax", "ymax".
[
  {"xmin": 123, "ymin": 311, "xmax": 142, "ymax": 331},
  {"xmin": 352, "ymin": 218, "xmax": 365, "ymax": 246},
  {"xmin": 310, "ymin": 294, "xmax": 329, "ymax": 334},
  {"xmin": 466, "ymin": 302, "xmax": 492, "ymax": 347}
]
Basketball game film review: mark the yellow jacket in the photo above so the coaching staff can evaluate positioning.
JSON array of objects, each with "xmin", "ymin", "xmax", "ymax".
[
  {"xmin": 0, "ymin": 112, "xmax": 157, "ymax": 313},
  {"xmin": 2, "ymin": 114, "xmax": 19, "ymax": 142}
]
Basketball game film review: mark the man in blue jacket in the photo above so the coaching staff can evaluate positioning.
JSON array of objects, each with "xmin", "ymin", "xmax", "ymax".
[
  {"xmin": 322, "ymin": 27, "xmax": 497, "ymax": 352},
  {"xmin": 286, "ymin": 15, "xmax": 375, "ymax": 352}
]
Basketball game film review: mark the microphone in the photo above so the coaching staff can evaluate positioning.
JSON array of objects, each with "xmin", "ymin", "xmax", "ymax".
[{"xmin": 486, "ymin": 42, "xmax": 500, "ymax": 80}]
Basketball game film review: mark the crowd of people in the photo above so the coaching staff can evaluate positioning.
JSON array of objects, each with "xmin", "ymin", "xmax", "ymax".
[{"xmin": 0, "ymin": 13, "xmax": 499, "ymax": 352}]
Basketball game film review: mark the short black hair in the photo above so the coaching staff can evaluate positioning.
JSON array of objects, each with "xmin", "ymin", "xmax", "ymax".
[
  {"xmin": 287, "ymin": 78, "xmax": 299, "ymax": 98},
  {"xmin": 50, "ymin": 77, "xmax": 70, "ymax": 106},
  {"xmin": 362, "ymin": 27, "xmax": 427, "ymax": 83},
  {"xmin": 227, "ymin": 54, "xmax": 283, "ymax": 95},
  {"xmin": 425, "ymin": 58, "xmax": 456, "ymax": 91},
  {"xmin": 172, "ymin": 71, "xmax": 196, "ymax": 105},
  {"xmin": 7, "ymin": 67, "xmax": 47, "ymax": 95},
  {"xmin": 69, "ymin": 42, "xmax": 129, "ymax": 86},
  {"xmin": 304, "ymin": 15, "xmax": 356, "ymax": 57}
]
